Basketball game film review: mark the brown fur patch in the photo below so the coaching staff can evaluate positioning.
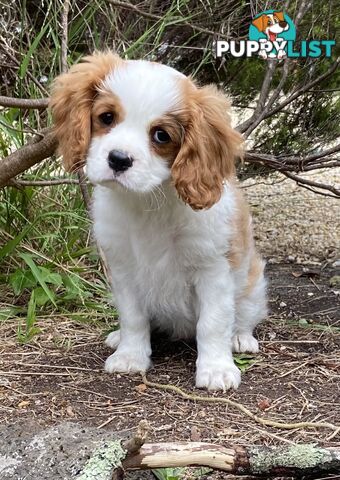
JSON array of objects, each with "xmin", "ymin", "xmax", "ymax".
[
  {"xmin": 171, "ymin": 79, "xmax": 243, "ymax": 210},
  {"xmin": 92, "ymin": 91, "xmax": 125, "ymax": 137},
  {"xmin": 227, "ymin": 184, "xmax": 264, "ymax": 296},
  {"xmin": 244, "ymin": 253, "xmax": 264, "ymax": 296},
  {"xmin": 252, "ymin": 12, "xmax": 285, "ymax": 31},
  {"xmin": 274, "ymin": 11, "xmax": 285, "ymax": 22},
  {"xmin": 50, "ymin": 52, "xmax": 123, "ymax": 171},
  {"xmin": 228, "ymin": 185, "xmax": 253, "ymax": 270}
]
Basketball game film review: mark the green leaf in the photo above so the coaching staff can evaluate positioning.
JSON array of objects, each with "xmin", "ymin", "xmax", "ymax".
[
  {"xmin": 18, "ymin": 290, "xmax": 41, "ymax": 343},
  {"xmin": 0, "ymin": 223, "xmax": 34, "ymax": 260},
  {"xmin": 9, "ymin": 268, "xmax": 37, "ymax": 295},
  {"xmin": 152, "ymin": 468, "xmax": 186, "ymax": 480},
  {"xmin": 39, "ymin": 267, "xmax": 63, "ymax": 286},
  {"xmin": 34, "ymin": 286, "xmax": 51, "ymax": 306},
  {"xmin": 19, "ymin": 253, "xmax": 57, "ymax": 307},
  {"xmin": 0, "ymin": 307, "xmax": 22, "ymax": 322},
  {"xmin": 234, "ymin": 354, "xmax": 255, "ymax": 372},
  {"xmin": 18, "ymin": 23, "xmax": 50, "ymax": 80}
]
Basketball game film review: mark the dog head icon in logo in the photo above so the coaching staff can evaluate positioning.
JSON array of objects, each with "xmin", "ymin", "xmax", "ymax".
[{"xmin": 249, "ymin": 10, "xmax": 296, "ymax": 59}]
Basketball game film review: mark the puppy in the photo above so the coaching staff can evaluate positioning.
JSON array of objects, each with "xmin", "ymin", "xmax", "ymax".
[
  {"xmin": 252, "ymin": 11, "xmax": 289, "ymax": 59},
  {"xmin": 50, "ymin": 52, "xmax": 267, "ymax": 391}
]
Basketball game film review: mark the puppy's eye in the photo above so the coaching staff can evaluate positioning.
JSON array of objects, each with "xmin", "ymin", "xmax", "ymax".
[
  {"xmin": 99, "ymin": 112, "xmax": 114, "ymax": 126},
  {"xmin": 152, "ymin": 128, "xmax": 170, "ymax": 144},
  {"xmin": 267, "ymin": 20, "xmax": 272, "ymax": 25}
]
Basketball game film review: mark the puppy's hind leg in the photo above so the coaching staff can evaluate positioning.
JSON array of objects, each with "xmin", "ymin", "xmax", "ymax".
[
  {"xmin": 233, "ymin": 258, "xmax": 267, "ymax": 354},
  {"xmin": 105, "ymin": 329, "xmax": 120, "ymax": 350}
]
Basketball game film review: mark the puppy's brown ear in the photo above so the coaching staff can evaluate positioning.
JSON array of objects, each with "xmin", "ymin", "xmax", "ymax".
[
  {"xmin": 252, "ymin": 15, "xmax": 266, "ymax": 32},
  {"xmin": 274, "ymin": 11, "xmax": 285, "ymax": 22},
  {"xmin": 49, "ymin": 52, "xmax": 121, "ymax": 172},
  {"xmin": 171, "ymin": 85, "xmax": 243, "ymax": 210}
]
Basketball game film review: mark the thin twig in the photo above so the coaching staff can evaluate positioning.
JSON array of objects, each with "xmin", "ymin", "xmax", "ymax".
[
  {"xmin": 282, "ymin": 171, "xmax": 340, "ymax": 198},
  {"xmin": 107, "ymin": 0, "xmax": 236, "ymax": 40},
  {"xmin": 262, "ymin": 57, "xmax": 340, "ymax": 120},
  {"xmin": 10, "ymin": 178, "xmax": 81, "ymax": 187},
  {"xmin": 142, "ymin": 375, "xmax": 340, "ymax": 434},
  {"xmin": 61, "ymin": 0, "xmax": 70, "ymax": 73}
]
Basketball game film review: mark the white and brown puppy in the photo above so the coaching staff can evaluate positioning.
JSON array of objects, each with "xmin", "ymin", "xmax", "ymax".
[
  {"xmin": 50, "ymin": 52, "xmax": 267, "ymax": 391},
  {"xmin": 252, "ymin": 11, "xmax": 289, "ymax": 59},
  {"xmin": 252, "ymin": 11, "xmax": 289, "ymax": 43}
]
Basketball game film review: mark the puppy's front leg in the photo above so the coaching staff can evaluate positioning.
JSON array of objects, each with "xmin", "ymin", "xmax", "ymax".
[
  {"xmin": 105, "ymin": 286, "xmax": 151, "ymax": 374},
  {"xmin": 195, "ymin": 262, "xmax": 241, "ymax": 391}
]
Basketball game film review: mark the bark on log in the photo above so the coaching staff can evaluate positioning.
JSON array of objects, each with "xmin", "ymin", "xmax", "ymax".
[{"xmin": 123, "ymin": 442, "xmax": 340, "ymax": 478}]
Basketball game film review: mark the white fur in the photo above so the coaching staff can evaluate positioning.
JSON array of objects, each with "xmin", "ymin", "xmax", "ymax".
[
  {"xmin": 86, "ymin": 61, "xmax": 267, "ymax": 391},
  {"xmin": 87, "ymin": 61, "xmax": 183, "ymax": 192}
]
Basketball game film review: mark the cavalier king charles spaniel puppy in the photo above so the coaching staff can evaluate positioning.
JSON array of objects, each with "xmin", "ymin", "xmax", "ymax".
[{"xmin": 50, "ymin": 52, "xmax": 267, "ymax": 391}]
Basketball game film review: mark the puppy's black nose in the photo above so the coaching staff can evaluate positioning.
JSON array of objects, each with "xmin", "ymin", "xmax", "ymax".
[
  {"xmin": 108, "ymin": 150, "xmax": 133, "ymax": 172},
  {"xmin": 279, "ymin": 21, "xmax": 287, "ymax": 28}
]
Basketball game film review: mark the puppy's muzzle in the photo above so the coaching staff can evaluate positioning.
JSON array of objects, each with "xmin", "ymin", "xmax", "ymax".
[{"xmin": 108, "ymin": 150, "xmax": 133, "ymax": 173}]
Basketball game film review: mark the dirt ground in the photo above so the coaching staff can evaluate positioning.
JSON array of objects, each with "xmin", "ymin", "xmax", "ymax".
[{"xmin": 0, "ymin": 172, "xmax": 339, "ymax": 479}]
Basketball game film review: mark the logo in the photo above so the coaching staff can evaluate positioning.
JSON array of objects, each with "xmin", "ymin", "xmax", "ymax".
[
  {"xmin": 216, "ymin": 10, "xmax": 335, "ymax": 59},
  {"xmin": 249, "ymin": 10, "xmax": 295, "ymax": 59}
]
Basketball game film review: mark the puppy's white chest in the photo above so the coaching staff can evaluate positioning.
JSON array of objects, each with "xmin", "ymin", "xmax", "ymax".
[
  {"xmin": 93, "ymin": 185, "xmax": 235, "ymax": 336},
  {"xmin": 128, "ymin": 220, "xmax": 197, "ymax": 332}
]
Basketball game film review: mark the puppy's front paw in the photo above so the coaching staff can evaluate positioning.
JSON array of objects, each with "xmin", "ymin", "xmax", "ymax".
[
  {"xmin": 232, "ymin": 334, "xmax": 259, "ymax": 353},
  {"xmin": 195, "ymin": 361, "xmax": 241, "ymax": 391},
  {"xmin": 105, "ymin": 351, "xmax": 151, "ymax": 374},
  {"xmin": 105, "ymin": 330, "xmax": 120, "ymax": 350}
]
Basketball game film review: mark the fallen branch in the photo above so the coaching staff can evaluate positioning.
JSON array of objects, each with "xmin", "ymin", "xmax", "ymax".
[
  {"xmin": 78, "ymin": 422, "xmax": 340, "ymax": 478},
  {"xmin": 142, "ymin": 375, "xmax": 340, "ymax": 434},
  {"xmin": 124, "ymin": 442, "xmax": 340, "ymax": 477}
]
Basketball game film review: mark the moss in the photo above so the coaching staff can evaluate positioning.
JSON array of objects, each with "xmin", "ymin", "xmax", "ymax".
[
  {"xmin": 78, "ymin": 440, "xmax": 126, "ymax": 479},
  {"xmin": 249, "ymin": 444, "xmax": 332, "ymax": 474}
]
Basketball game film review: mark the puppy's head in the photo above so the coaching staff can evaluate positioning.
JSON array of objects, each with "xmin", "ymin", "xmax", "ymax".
[
  {"xmin": 252, "ymin": 12, "xmax": 288, "ymax": 38},
  {"xmin": 50, "ymin": 52, "xmax": 243, "ymax": 210}
]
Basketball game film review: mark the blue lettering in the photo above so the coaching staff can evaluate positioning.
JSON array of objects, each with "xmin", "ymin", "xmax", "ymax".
[
  {"xmin": 308, "ymin": 40, "xmax": 322, "ymax": 58},
  {"xmin": 321, "ymin": 40, "xmax": 336, "ymax": 57},
  {"xmin": 287, "ymin": 41, "xmax": 299, "ymax": 57}
]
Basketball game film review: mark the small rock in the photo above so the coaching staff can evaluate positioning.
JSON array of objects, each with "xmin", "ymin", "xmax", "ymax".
[
  {"xmin": 330, "ymin": 275, "xmax": 340, "ymax": 287},
  {"xmin": 190, "ymin": 426, "xmax": 201, "ymax": 442},
  {"xmin": 279, "ymin": 301, "xmax": 287, "ymax": 307}
]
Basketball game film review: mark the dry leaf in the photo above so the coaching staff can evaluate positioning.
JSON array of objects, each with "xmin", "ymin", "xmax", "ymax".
[
  {"xmin": 18, "ymin": 400, "xmax": 30, "ymax": 409},
  {"xmin": 135, "ymin": 383, "xmax": 147, "ymax": 394},
  {"xmin": 257, "ymin": 398, "xmax": 271, "ymax": 411}
]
